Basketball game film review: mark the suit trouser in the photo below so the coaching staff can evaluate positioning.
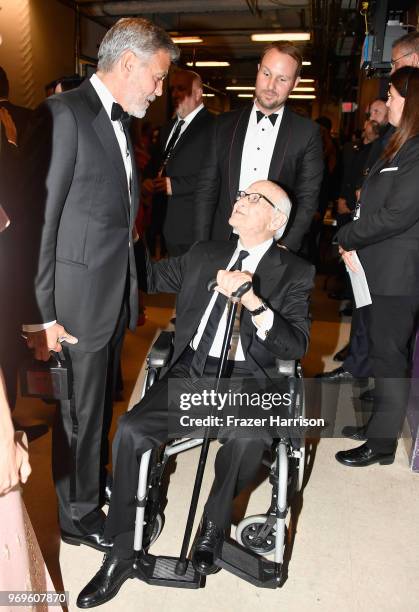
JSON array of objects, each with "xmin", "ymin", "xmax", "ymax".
[
  {"xmin": 343, "ymin": 305, "xmax": 373, "ymax": 378},
  {"xmin": 53, "ymin": 303, "xmax": 127, "ymax": 534},
  {"xmin": 366, "ymin": 294, "xmax": 419, "ymax": 453},
  {"xmin": 105, "ymin": 351, "xmax": 269, "ymax": 555}
]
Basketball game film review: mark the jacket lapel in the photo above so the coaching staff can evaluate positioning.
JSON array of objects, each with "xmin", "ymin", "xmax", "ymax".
[
  {"xmin": 228, "ymin": 105, "xmax": 252, "ymax": 205},
  {"xmin": 187, "ymin": 241, "xmax": 238, "ymax": 336},
  {"xmin": 268, "ymin": 106, "xmax": 292, "ymax": 180},
  {"xmin": 169, "ymin": 107, "xmax": 208, "ymax": 158},
  {"xmin": 240, "ymin": 243, "xmax": 287, "ymax": 352},
  {"xmin": 81, "ymin": 82, "xmax": 131, "ymax": 223}
]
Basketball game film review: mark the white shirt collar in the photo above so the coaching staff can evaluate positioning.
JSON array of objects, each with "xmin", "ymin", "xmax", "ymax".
[
  {"xmin": 177, "ymin": 102, "xmax": 204, "ymax": 127},
  {"xmin": 90, "ymin": 73, "xmax": 118, "ymax": 123},
  {"xmin": 251, "ymin": 101, "xmax": 284, "ymax": 126},
  {"xmin": 237, "ymin": 237, "xmax": 274, "ymax": 260}
]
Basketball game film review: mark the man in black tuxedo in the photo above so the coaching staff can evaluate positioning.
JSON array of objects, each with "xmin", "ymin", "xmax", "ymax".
[
  {"xmin": 194, "ymin": 42, "xmax": 323, "ymax": 253},
  {"xmin": 149, "ymin": 69, "xmax": 215, "ymax": 256},
  {"xmin": 77, "ymin": 179, "xmax": 314, "ymax": 608},
  {"xmin": 21, "ymin": 18, "xmax": 179, "ymax": 550}
]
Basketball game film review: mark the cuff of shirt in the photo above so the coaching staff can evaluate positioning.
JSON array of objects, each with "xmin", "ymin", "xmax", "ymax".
[
  {"xmin": 252, "ymin": 308, "xmax": 274, "ymax": 340},
  {"xmin": 22, "ymin": 321, "xmax": 57, "ymax": 332}
]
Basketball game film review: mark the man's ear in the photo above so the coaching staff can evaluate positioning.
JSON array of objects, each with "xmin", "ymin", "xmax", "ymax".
[
  {"xmin": 293, "ymin": 75, "xmax": 301, "ymax": 89},
  {"xmin": 120, "ymin": 50, "xmax": 137, "ymax": 76},
  {"xmin": 268, "ymin": 211, "xmax": 287, "ymax": 233}
]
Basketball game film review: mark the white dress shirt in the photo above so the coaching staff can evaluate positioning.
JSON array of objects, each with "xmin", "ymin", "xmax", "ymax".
[
  {"xmin": 239, "ymin": 102, "xmax": 284, "ymax": 191},
  {"xmin": 191, "ymin": 238, "xmax": 275, "ymax": 361},
  {"xmin": 23, "ymin": 74, "xmax": 133, "ymax": 333},
  {"xmin": 164, "ymin": 103, "xmax": 204, "ymax": 149},
  {"xmin": 90, "ymin": 73, "xmax": 132, "ymax": 195}
]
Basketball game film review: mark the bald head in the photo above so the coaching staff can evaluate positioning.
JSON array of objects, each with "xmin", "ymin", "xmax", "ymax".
[
  {"xmin": 170, "ymin": 69, "xmax": 203, "ymax": 118},
  {"xmin": 229, "ymin": 180, "xmax": 291, "ymax": 246}
]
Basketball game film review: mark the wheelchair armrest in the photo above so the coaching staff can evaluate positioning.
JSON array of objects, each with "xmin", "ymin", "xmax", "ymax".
[
  {"xmin": 147, "ymin": 331, "xmax": 174, "ymax": 368},
  {"xmin": 275, "ymin": 359, "xmax": 297, "ymax": 377}
]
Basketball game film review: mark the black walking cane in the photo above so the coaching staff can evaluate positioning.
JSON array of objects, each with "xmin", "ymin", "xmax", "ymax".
[{"xmin": 175, "ymin": 278, "xmax": 252, "ymax": 575}]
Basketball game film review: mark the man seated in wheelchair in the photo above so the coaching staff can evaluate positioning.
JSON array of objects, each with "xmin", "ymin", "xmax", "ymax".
[{"xmin": 78, "ymin": 180, "xmax": 314, "ymax": 608}]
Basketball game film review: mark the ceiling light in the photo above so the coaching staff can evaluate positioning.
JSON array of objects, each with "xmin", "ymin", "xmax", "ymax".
[
  {"xmin": 226, "ymin": 86, "xmax": 255, "ymax": 91},
  {"xmin": 251, "ymin": 33, "xmax": 311, "ymax": 42},
  {"xmin": 187, "ymin": 61, "xmax": 230, "ymax": 67},
  {"xmin": 292, "ymin": 87, "xmax": 315, "ymax": 92},
  {"xmin": 300, "ymin": 79, "xmax": 315, "ymax": 82},
  {"xmin": 172, "ymin": 37, "xmax": 203, "ymax": 44},
  {"xmin": 203, "ymin": 93, "xmax": 215, "ymax": 97},
  {"xmin": 302, "ymin": 61, "xmax": 312, "ymax": 66},
  {"xmin": 238, "ymin": 94, "xmax": 254, "ymax": 98},
  {"xmin": 289, "ymin": 94, "xmax": 316, "ymax": 99}
]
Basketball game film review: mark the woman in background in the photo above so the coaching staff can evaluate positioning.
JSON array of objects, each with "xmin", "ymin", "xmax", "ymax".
[{"xmin": 336, "ymin": 66, "xmax": 419, "ymax": 467}]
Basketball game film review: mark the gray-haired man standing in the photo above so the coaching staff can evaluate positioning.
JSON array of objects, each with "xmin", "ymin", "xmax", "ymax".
[{"xmin": 22, "ymin": 18, "xmax": 179, "ymax": 548}]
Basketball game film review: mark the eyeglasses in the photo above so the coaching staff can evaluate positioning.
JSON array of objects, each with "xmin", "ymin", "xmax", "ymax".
[
  {"xmin": 390, "ymin": 51, "xmax": 412, "ymax": 68},
  {"xmin": 235, "ymin": 190, "xmax": 277, "ymax": 209}
]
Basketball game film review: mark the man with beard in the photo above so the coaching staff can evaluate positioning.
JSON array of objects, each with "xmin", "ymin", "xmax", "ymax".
[
  {"xmin": 21, "ymin": 18, "xmax": 179, "ymax": 550},
  {"xmin": 194, "ymin": 42, "xmax": 323, "ymax": 253}
]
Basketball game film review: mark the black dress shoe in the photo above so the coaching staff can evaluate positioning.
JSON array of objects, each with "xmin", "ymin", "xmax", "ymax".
[
  {"xmin": 315, "ymin": 367, "xmax": 354, "ymax": 382},
  {"xmin": 192, "ymin": 515, "xmax": 223, "ymax": 576},
  {"xmin": 335, "ymin": 443, "xmax": 395, "ymax": 467},
  {"xmin": 333, "ymin": 344, "xmax": 349, "ymax": 362},
  {"xmin": 61, "ymin": 530, "xmax": 113, "ymax": 553},
  {"xmin": 341, "ymin": 425, "xmax": 368, "ymax": 441},
  {"xmin": 77, "ymin": 551, "xmax": 134, "ymax": 608}
]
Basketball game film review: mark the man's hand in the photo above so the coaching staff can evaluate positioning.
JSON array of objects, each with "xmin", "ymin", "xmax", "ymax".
[
  {"xmin": 337, "ymin": 197, "xmax": 351, "ymax": 215},
  {"xmin": 0, "ymin": 431, "xmax": 31, "ymax": 495},
  {"xmin": 153, "ymin": 177, "xmax": 171, "ymax": 195},
  {"xmin": 0, "ymin": 107, "xmax": 17, "ymax": 145},
  {"xmin": 142, "ymin": 178, "xmax": 155, "ymax": 194},
  {"xmin": 25, "ymin": 323, "xmax": 78, "ymax": 361},
  {"xmin": 215, "ymin": 270, "xmax": 261, "ymax": 311},
  {"xmin": 339, "ymin": 246, "xmax": 358, "ymax": 273}
]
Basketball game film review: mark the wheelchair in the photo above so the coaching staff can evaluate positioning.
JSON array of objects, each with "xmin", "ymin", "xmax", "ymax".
[{"xmin": 130, "ymin": 330, "xmax": 306, "ymax": 590}]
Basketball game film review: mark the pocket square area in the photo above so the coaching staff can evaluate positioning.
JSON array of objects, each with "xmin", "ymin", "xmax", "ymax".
[{"xmin": 380, "ymin": 167, "xmax": 399, "ymax": 173}]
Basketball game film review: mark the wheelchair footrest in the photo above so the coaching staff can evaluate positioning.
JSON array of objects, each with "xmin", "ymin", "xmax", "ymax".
[
  {"xmin": 215, "ymin": 540, "xmax": 280, "ymax": 589},
  {"xmin": 134, "ymin": 553, "xmax": 205, "ymax": 589}
]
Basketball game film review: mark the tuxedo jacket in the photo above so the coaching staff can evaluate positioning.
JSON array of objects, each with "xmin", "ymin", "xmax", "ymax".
[
  {"xmin": 145, "ymin": 240, "xmax": 314, "ymax": 377},
  {"xmin": 159, "ymin": 107, "xmax": 214, "ymax": 246},
  {"xmin": 337, "ymin": 135, "xmax": 419, "ymax": 296},
  {"xmin": 20, "ymin": 80, "xmax": 139, "ymax": 351},
  {"xmin": 193, "ymin": 104, "xmax": 324, "ymax": 252}
]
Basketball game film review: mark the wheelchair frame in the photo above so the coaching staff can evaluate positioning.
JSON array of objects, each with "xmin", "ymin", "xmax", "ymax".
[{"xmin": 131, "ymin": 330, "xmax": 305, "ymax": 589}]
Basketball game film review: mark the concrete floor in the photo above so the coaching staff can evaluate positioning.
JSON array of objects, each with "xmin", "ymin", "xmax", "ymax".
[{"xmin": 16, "ymin": 277, "xmax": 419, "ymax": 612}]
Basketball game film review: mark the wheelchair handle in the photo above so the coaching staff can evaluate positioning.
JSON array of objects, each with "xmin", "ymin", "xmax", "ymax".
[{"xmin": 207, "ymin": 279, "xmax": 252, "ymax": 300}]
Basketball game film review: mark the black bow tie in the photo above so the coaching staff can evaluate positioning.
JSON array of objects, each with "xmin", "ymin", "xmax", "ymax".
[
  {"xmin": 256, "ymin": 110, "xmax": 278, "ymax": 126},
  {"xmin": 111, "ymin": 102, "xmax": 130, "ymax": 126}
]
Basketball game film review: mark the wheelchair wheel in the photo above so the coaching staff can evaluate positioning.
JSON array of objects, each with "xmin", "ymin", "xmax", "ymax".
[
  {"xmin": 235, "ymin": 515, "xmax": 276, "ymax": 555},
  {"xmin": 144, "ymin": 513, "xmax": 165, "ymax": 549}
]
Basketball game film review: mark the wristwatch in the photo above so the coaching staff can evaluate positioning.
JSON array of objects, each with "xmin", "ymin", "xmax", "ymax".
[{"xmin": 249, "ymin": 300, "xmax": 268, "ymax": 316}]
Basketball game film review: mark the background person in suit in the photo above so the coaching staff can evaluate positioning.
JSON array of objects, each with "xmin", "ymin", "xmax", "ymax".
[
  {"xmin": 336, "ymin": 67, "xmax": 419, "ymax": 467},
  {"xmin": 150, "ymin": 69, "xmax": 215, "ymax": 256},
  {"xmin": 77, "ymin": 180, "xmax": 314, "ymax": 608},
  {"xmin": 21, "ymin": 18, "xmax": 179, "ymax": 550},
  {"xmin": 193, "ymin": 42, "xmax": 323, "ymax": 253}
]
